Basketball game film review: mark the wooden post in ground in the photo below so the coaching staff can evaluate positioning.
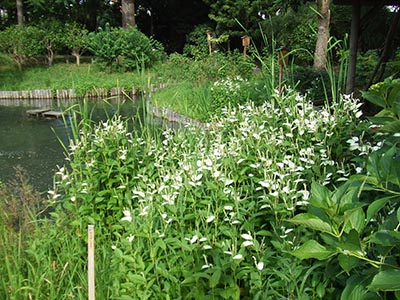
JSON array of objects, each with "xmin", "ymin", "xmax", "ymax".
[
  {"xmin": 278, "ymin": 47, "xmax": 289, "ymax": 95},
  {"xmin": 241, "ymin": 35, "xmax": 251, "ymax": 57},
  {"xmin": 207, "ymin": 31, "xmax": 212, "ymax": 55},
  {"xmin": 88, "ymin": 225, "xmax": 95, "ymax": 300}
]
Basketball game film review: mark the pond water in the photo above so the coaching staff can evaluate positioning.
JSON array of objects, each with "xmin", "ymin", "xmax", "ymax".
[{"xmin": 0, "ymin": 99, "xmax": 141, "ymax": 193}]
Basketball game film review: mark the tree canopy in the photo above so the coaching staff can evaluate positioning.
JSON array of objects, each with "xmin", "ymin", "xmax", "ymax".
[{"xmin": 0, "ymin": 0, "xmax": 398, "ymax": 57}]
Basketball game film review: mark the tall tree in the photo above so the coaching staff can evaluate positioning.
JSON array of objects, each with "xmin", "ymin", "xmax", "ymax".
[
  {"xmin": 313, "ymin": 0, "xmax": 330, "ymax": 70},
  {"xmin": 16, "ymin": 0, "xmax": 23, "ymax": 25},
  {"xmin": 121, "ymin": 0, "xmax": 135, "ymax": 29}
]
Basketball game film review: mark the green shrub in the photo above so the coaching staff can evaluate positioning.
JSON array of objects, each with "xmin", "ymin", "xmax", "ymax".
[
  {"xmin": 88, "ymin": 24, "xmax": 164, "ymax": 71},
  {"xmin": 289, "ymin": 78, "xmax": 400, "ymax": 299},
  {"xmin": 183, "ymin": 24, "xmax": 213, "ymax": 60},
  {"xmin": 0, "ymin": 25, "xmax": 44, "ymax": 70}
]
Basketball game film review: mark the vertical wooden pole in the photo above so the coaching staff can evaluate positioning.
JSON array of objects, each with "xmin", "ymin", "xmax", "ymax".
[
  {"xmin": 88, "ymin": 225, "xmax": 95, "ymax": 300},
  {"xmin": 207, "ymin": 31, "xmax": 212, "ymax": 55}
]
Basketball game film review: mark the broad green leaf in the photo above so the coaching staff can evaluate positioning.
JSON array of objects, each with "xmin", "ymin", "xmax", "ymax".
[
  {"xmin": 379, "ymin": 146, "xmax": 399, "ymax": 184},
  {"xmin": 381, "ymin": 120, "xmax": 400, "ymax": 133},
  {"xmin": 126, "ymin": 273, "xmax": 146, "ymax": 285},
  {"xmin": 362, "ymin": 92, "xmax": 385, "ymax": 108},
  {"xmin": 369, "ymin": 230, "xmax": 400, "ymax": 246},
  {"xmin": 387, "ymin": 81, "xmax": 400, "ymax": 109},
  {"xmin": 210, "ymin": 267, "xmax": 222, "ymax": 288},
  {"xmin": 369, "ymin": 116, "xmax": 396, "ymax": 126},
  {"xmin": 338, "ymin": 230, "xmax": 363, "ymax": 253},
  {"xmin": 122, "ymin": 255, "xmax": 135, "ymax": 263},
  {"xmin": 367, "ymin": 151, "xmax": 381, "ymax": 181},
  {"xmin": 154, "ymin": 238, "xmax": 167, "ymax": 251},
  {"xmin": 341, "ymin": 276, "xmax": 368, "ymax": 300},
  {"xmin": 397, "ymin": 207, "xmax": 400, "ymax": 223},
  {"xmin": 309, "ymin": 181, "xmax": 332, "ymax": 209},
  {"xmin": 369, "ymin": 269, "xmax": 400, "ymax": 291},
  {"xmin": 366, "ymin": 196, "xmax": 393, "ymax": 222},
  {"xmin": 344, "ymin": 208, "xmax": 365, "ymax": 234},
  {"xmin": 291, "ymin": 240, "xmax": 337, "ymax": 260},
  {"xmin": 288, "ymin": 213, "xmax": 333, "ymax": 234},
  {"xmin": 332, "ymin": 181, "xmax": 355, "ymax": 206},
  {"xmin": 338, "ymin": 254, "xmax": 361, "ymax": 273},
  {"xmin": 218, "ymin": 286, "xmax": 240, "ymax": 299}
]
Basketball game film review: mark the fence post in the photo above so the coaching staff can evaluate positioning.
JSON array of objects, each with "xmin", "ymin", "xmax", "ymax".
[{"xmin": 88, "ymin": 225, "xmax": 95, "ymax": 300}]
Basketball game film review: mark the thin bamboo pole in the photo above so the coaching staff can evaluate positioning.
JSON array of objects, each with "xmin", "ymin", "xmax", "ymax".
[{"xmin": 88, "ymin": 225, "xmax": 95, "ymax": 300}]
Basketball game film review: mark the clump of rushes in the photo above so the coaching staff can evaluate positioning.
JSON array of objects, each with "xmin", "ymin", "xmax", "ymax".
[{"xmin": 48, "ymin": 88, "xmax": 364, "ymax": 299}]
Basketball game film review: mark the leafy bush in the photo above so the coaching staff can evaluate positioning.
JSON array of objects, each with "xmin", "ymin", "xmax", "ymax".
[
  {"xmin": 183, "ymin": 24, "xmax": 213, "ymax": 60},
  {"xmin": 209, "ymin": 75, "xmax": 251, "ymax": 114},
  {"xmin": 88, "ymin": 24, "xmax": 165, "ymax": 71},
  {"xmin": 0, "ymin": 25, "xmax": 44, "ymax": 70},
  {"xmin": 289, "ymin": 78, "xmax": 400, "ymax": 299},
  {"xmin": 64, "ymin": 22, "xmax": 90, "ymax": 66},
  {"xmin": 290, "ymin": 65, "xmax": 331, "ymax": 101}
]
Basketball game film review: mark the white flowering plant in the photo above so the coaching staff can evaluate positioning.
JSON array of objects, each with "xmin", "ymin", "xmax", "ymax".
[{"xmin": 48, "ymin": 87, "xmax": 368, "ymax": 299}]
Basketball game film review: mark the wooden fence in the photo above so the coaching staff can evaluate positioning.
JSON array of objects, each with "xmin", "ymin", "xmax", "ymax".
[{"xmin": 0, "ymin": 87, "xmax": 139, "ymax": 101}]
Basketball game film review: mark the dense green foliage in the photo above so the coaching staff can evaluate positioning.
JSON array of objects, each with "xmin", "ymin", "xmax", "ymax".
[
  {"xmin": 289, "ymin": 79, "xmax": 400, "ymax": 299},
  {"xmin": 0, "ymin": 25, "xmax": 44, "ymax": 70},
  {"xmin": 88, "ymin": 24, "xmax": 164, "ymax": 71},
  {"xmin": 1, "ymin": 46, "xmax": 400, "ymax": 299},
  {"xmin": 0, "ymin": 1, "xmax": 400, "ymax": 295}
]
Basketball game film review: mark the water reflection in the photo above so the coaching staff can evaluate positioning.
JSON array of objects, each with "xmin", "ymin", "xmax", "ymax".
[{"xmin": 0, "ymin": 98, "xmax": 140, "ymax": 193}]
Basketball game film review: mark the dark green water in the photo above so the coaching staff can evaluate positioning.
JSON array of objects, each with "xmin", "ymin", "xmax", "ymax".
[{"xmin": 0, "ymin": 99, "xmax": 139, "ymax": 192}]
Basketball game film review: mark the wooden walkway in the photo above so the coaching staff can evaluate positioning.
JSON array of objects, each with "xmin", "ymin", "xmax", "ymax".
[{"xmin": 26, "ymin": 108, "xmax": 65, "ymax": 118}]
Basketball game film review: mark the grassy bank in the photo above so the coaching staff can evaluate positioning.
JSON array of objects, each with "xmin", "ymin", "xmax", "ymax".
[{"xmin": 0, "ymin": 63, "xmax": 147, "ymax": 97}]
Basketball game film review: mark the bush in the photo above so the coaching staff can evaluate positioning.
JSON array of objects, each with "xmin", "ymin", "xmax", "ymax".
[
  {"xmin": 183, "ymin": 24, "xmax": 213, "ymax": 60},
  {"xmin": 289, "ymin": 79, "xmax": 400, "ymax": 298},
  {"xmin": 88, "ymin": 24, "xmax": 165, "ymax": 71},
  {"xmin": 290, "ymin": 65, "xmax": 331, "ymax": 101},
  {"xmin": 0, "ymin": 25, "xmax": 44, "ymax": 70}
]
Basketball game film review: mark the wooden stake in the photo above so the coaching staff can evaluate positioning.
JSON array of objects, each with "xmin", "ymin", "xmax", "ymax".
[{"xmin": 88, "ymin": 225, "xmax": 95, "ymax": 300}]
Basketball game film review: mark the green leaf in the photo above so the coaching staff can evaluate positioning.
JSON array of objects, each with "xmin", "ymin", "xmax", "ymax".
[
  {"xmin": 369, "ymin": 230, "xmax": 400, "ymax": 246},
  {"xmin": 338, "ymin": 254, "xmax": 360, "ymax": 273},
  {"xmin": 122, "ymin": 255, "xmax": 135, "ymax": 263},
  {"xmin": 369, "ymin": 269, "xmax": 400, "ymax": 291},
  {"xmin": 218, "ymin": 286, "xmax": 241, "ymax": 299},
  {"xmin": 210, "ymin": 267, "xmax": 222, "ymax": 288},
  {"xmin": 397, "ymin": 207, "xmax": 400, "ymax": 223},
  {"xmin": 344, "ymin": 207, "xmax": 365, "ymax": 234},
  {"xmin": 291, "ymin": 240, "xmax": 337, "ymax": 260},
  {"xmin": 338, "ymin": 229, "xmax": 363, "ymax": 253},
  {"xmin": 127, "ymin": 273, "xmax": 146, "ymax": 285},
  {"xmin": 309, "ymin": 181, "xmax": 332, "ymax": 209},
  {"xmin": 288, "ymin": 213, "xmax": 333, "ymax": 234},
  {"xmin": 362, "ymin": 92, "xmax": 386, "ymax": 108},
  {"xmin": 381, "ymin": 120, "xmax": 400, "ymax": 133},
  {"xmin": 366, "ymin": 196, "xmax": 392, "ymax": 222},
  {"xmin": 341, "ymin": 275, "xmax": 369, "ymax": 300}
]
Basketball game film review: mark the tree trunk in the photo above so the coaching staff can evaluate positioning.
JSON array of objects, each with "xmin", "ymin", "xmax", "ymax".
[
  {"xmin": 72, "ymin": 49, "xmax": 81, "ymax": 66},
  {"xmin": 345, "ymin": 4, "xmax": 361, "ymax": 94},
  {"xmin": 367, "ymin": 8, "xmax": 400, "ymax": 88},
  {"xmin": 313, "ymin": 0, "xmax": 330, "ymax": 71},
  {"xmin": 121, "ymin": 0, "xmax": 135, "ymax": 29},
  {"xmin": 16, "ymin": 0, "xmax": 24, "ymax": 26}
]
